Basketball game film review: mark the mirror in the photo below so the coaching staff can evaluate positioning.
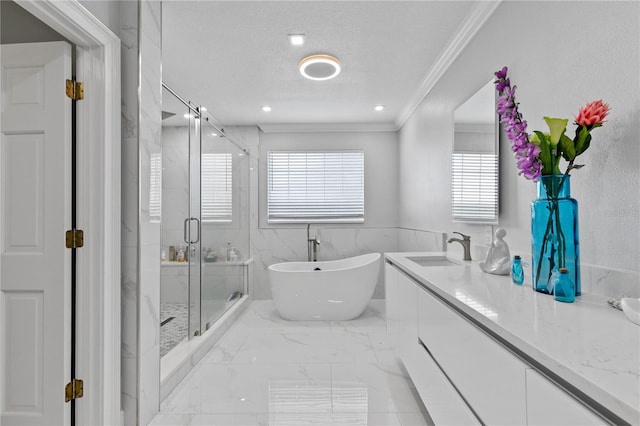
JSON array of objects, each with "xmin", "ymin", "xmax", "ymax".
[{"xmin": 452, "ymin": 80, "xmax": 499, "ymax": 224}]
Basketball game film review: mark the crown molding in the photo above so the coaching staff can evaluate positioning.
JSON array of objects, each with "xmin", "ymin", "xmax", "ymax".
[
  {"xmin": 258, "ymin": 122, "xmax": 399, "ymax": 133},
  {"xmin": 394, "ymin": 0, "xmax": 503, "ymax": 129}
]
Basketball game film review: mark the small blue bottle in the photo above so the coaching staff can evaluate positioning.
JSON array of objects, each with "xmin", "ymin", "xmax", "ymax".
[
  {"xmin": 553, "ymin": 268, "xmax": 575, "ymax": 303},
  {"xmin": 511, "ymin": 255, "xmax": 524, "ymax": 285}
]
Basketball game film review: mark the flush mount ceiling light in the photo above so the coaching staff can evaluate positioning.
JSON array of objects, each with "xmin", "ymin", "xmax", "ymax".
[
  {"xmin": 262, "ymin": 105, "xmax": 272, "ymax": 112},
  {"xmin": 299, "ymin": 54, "xmax": 341, "ymax": 81},
  {"xmin": 375, "ymin": 105, "xmax": 385, "ymax": 111}
]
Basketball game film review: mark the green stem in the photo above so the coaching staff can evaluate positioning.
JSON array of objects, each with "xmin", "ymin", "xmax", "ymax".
[{"xmin": 533, "ymin": 163, "xmax": 573, "ymax": 289}]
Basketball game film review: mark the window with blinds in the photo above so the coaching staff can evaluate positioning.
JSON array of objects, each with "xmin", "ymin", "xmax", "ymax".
[
  {"xmin": 452, "ymin": 152, "xmax": 498, "ymax": 223},
  {"xmin": 202, "ymin": 153, "xmax": 232, "ymax": 223},
  {"xmin": 267, "ymin": 151, "xmax": 364, "ymax": 223},
  {"xmin": 149, "ymin": 153, "xmax": 161, "ymax": 223}
]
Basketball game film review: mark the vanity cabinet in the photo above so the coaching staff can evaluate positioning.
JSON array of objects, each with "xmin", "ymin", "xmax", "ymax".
[
  {"xmin": 417, "ymin": 287, "xmax": 527, "ymax": 425},
  {"xmin": 385, "ymin": 258, "xmax": 611, "ymax": 426},
  {"xmin": 385, "ymin": 262, "xmax": 479, "ymax": 425},
  {"xmin": 385, "ymin": 263, "xmax": 417, "ymax": 359},
  {"xmin": 525, "ymin": 369, "xmax": 604, "ymax": 425}
]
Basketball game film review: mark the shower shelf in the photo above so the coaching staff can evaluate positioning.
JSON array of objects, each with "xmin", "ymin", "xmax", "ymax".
[{"xmin": 161, "ymin": 259, "xmax": 253, "ymax": 267}]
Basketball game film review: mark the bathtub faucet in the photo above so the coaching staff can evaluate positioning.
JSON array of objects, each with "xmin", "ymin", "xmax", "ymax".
[
  {"xmin": 447, "ymin": 232, "xmax": 472, "ymax": 261},
  {"xmin": 307, "ymin": 224, "xmax": 320, "ymax": 262}
]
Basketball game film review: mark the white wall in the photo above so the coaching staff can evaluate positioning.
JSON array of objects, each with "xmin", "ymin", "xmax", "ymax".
[
  {"xmin": 399, "ymin": 1, "xmax": 639, "ymax": 296},
  {"xmin": 248, "ymin": 129, "xmax": 402, "ymax": 299}
]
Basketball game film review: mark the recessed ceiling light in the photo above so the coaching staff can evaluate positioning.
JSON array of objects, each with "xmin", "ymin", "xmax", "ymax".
[
  {"xmin": 210, "ymin": 133, "xmax": 218, "ymax": 137},
  {"xmin": 288, "ymin": 34, "xmax": 305, "ymax": 46},
  {"xmin": 262, "ymin": 105, "xmax": 272, "ymax": 112},
  {"xmin": 200, "ymin": 107, "xmax": 207, "ymax": 112},
  {"xmin": 375, "ymin": 105, "xmax": 385, "ymax": 111},
  {"xmin": 299, "ymin": 54, "xmax": 341, "ymax": 81}
]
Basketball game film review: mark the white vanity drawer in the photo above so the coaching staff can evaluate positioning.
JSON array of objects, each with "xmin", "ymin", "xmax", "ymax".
[
  {"xmin": 417, "ymin": 286, "xmax": 527, "ymax": 425},
  {"xmin": 526, "ymin": 369, "xmax": 605, "ymax": 425}
]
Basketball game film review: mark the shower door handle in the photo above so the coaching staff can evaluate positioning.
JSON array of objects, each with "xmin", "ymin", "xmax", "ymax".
[{"xmin": 184, "ymin": 217, "xmax": 200, "ymax": 244}]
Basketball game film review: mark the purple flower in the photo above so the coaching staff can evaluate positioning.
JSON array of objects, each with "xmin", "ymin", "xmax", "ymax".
[
  {"xmin": 494, "ymin": 66, "xmax": 508, "ymax": 80},
  {"xmin": 494, "ymin": 67, "xmax": 542, "ymax": 181}
]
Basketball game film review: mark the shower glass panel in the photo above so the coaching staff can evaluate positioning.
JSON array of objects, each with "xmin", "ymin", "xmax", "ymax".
[
  {"xmin": 160, "ymin": 87, "xmax": 195, "ymax": 356},
  {"xmin": 199, "ymin": 121, "xmax": 249, "ymax": 331}
]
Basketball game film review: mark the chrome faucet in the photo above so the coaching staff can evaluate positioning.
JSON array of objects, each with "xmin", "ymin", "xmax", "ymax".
[
  {"xmin": 307, "ymin": 224, "xmax": 320, "ymax": 262},
  {"xmin": 447, "ymin": 232, "xmax": 472, "ymax": 261}
]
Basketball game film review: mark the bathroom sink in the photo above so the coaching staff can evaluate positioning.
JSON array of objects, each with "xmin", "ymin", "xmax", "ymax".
[{"xmin": 406, "ymin": 255, "xmax": 461, "ymax": 267}]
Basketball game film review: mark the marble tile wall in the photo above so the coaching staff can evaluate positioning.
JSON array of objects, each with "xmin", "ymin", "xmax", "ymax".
[
  {"xmin": 250, "ymin": 227, "xmax": 400, "ymax": 300},
  {"xmin": 118, "ymin": 1, "xmax": 163, "ymax": 424},
  {"xmin": 119, "ymin": 1, "xmax": 140, "ymax": 423},
  {"xmin": 397, "ymin": 228, "xmax": 446, "ymax": 253},
  {"xmin": 138, "ymin": 1, "xmax": 163, "ymax": 425}
]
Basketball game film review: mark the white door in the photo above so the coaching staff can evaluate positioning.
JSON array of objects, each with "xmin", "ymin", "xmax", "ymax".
[{"xmin": 1, "ymin": 41, "xmax": 72, "ymax": 426}]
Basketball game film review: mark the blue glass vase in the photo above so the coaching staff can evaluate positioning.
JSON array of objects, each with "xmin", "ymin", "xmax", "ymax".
[{"xmin": 531, "ymin": 175, "xmax": 580, "ymax": 296}]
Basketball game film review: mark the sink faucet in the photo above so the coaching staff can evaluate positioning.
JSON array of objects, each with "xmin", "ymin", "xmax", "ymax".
[
  {"xmin": 447, "ymin": 232, "xmax": 472, "ymax": 261},
  {"xmin": 307, "ymin": 224, "xmax": 320, "ymax": 262}
]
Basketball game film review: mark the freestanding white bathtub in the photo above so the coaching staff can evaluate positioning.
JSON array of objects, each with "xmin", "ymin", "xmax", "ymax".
[{"xmin": 268, "ymin": 253, "xmax": 381, "ymax": 321}]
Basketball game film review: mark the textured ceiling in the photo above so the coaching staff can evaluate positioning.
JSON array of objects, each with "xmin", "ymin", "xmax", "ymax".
[{"xmin": 161, "ymin": 1, "xmax": 476, "ymax": 128}]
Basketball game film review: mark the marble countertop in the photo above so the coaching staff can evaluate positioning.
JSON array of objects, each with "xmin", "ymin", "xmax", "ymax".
[{"xmin": 385, "ymin": 252, "xmax": 640, "ymax": 425}]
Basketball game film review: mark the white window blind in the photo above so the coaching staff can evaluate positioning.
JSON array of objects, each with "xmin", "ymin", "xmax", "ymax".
[
  {"xmin": 452, "ymin": 152, "xmax": 498, "ymax": 223},
  {"xmin": 267, "ymin": 151, "xmax": 364, "ymax": 223},
  {"xmin": 202, "ymin": 153, "xmax": 232, "ymax": 223},
  {"xmin": 150, "ymin": 153, "xmax": 161, "ymax": 223}
]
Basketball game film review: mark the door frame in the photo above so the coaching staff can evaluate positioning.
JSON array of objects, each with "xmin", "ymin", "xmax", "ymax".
[{"xmin": 13, "ymin": 1, "xmax": 122, "ymax": 424}]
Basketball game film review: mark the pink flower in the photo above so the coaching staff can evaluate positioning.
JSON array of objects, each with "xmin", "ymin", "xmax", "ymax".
[{"xmin": 575, "ymin": 100, "xmax": 610, "ymax": 127}]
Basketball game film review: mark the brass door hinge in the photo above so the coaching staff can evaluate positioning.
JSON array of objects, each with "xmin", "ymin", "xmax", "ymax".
[
  {"xmin": 65, "ymin": 379, "xmax": 84, "ymax": 402},
  {"xmin": 66, "ymin": 229, "xmax": 84, "ymax": 249},
  {"xmin": 65, "ymin": 79, "xmax": 84, "ymax": 100}
]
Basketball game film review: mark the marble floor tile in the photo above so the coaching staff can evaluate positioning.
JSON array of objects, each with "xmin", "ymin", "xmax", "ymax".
[
  {"xmin": 233, "ymin": 301, "xmax": 334, "ymax": 334},
  {"xmin": 367, "ymin": 331, "xmax": 408, "ymax": 376},
  {"xmin": 153, "ymin": 300, "xmax": 432, "ymax": 426},
  {"xmin": 150, "ymin": 412, "xmax": 406, "ymax": 426},
  {"xmin": 330, "ymin": 300, "xmax": 387, "ymax": 334},
  {"xmin": 198, "ymin": 325, "xmax": 251, "ymax": 364},
  {"xmin": 231, "ymin": 331, "xmax": 378, "ymax": 364},
  {"xmin": 396, "ymin": 410, "xmax": 435, "ymax": 426},
  {"xmin": 161, "ymin": 362, "xmax": 332, "ymax": 415},
  {"xmin": 330, "ymin": 363, "xmax": 426, "ymax": 414}
]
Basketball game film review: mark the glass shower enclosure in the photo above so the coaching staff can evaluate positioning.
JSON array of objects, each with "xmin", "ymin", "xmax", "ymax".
[{"xmin": 160, "ymin": 84, "xmax": 249, "ymax": 357}]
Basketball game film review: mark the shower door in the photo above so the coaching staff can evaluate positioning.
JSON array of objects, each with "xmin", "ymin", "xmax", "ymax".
[{"xmin": 160, "ymin": 87, "xmax": 202, "ymax": 356}]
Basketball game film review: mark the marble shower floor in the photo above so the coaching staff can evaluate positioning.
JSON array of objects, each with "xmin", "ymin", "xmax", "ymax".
[{"xmin": 151, "ymin": 300, "xmax": 433, "ymax": 426}]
